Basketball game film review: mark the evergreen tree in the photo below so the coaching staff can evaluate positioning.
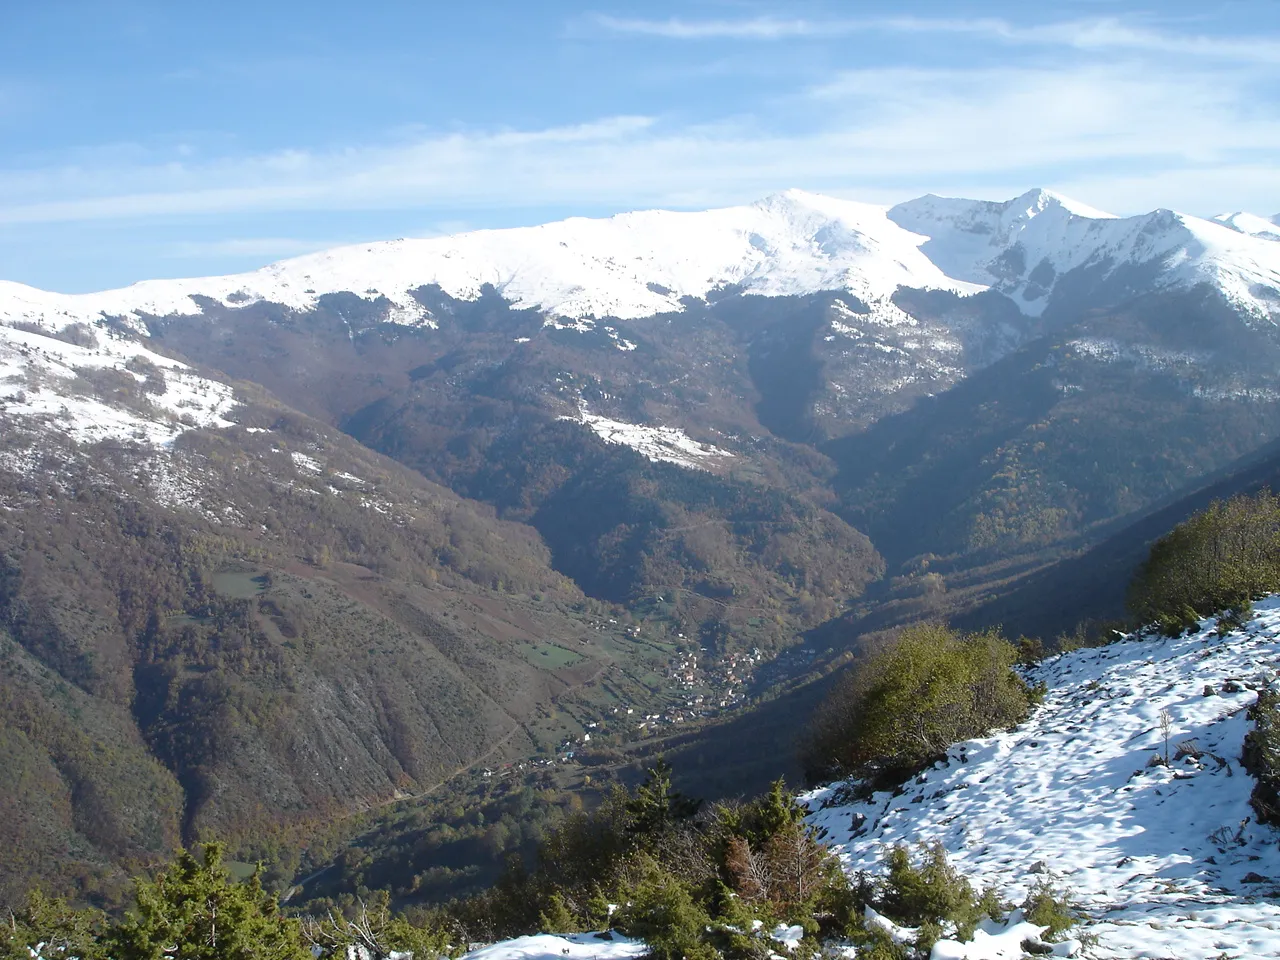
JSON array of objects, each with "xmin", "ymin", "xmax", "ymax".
[
  {"xmin": 536, "ymin": 892, "xmax": 583, "ymax": 934},
  {"xmin": 108, "ymin": 843, "xmax": 310, "ymax": 960},
  {"xmin": 625, "ymin": 759, "xmax": 701, "ymax": 838}
]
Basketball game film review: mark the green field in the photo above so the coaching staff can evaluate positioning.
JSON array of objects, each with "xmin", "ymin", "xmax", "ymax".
[
  {"xmin": 212, "ymin": 569, "xmax": 268, "ymax": 599},
  {"xmin": 516, "ymin": 642, "xmax": 586, "ymax": 669}
]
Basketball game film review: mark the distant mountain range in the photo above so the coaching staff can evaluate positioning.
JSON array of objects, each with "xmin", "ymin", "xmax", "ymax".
[{"xmin": 3, "ymin": 188, "xmax": 1278, "ymax": 333}]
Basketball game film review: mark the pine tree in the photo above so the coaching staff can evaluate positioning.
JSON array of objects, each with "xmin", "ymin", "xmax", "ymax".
[
  {"xmin": 625, "ymin": 759, "xmax": 701, "ymax": 838},
  {"xmin": 108, "ymin": 842, "xmax": 310, "ymax": 960},
  {"xmin": 536, "ymin": 892, "xmax": 582, "ymax": 934}
]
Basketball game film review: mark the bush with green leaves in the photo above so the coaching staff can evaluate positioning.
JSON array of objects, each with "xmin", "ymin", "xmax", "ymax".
[
  {"xmin": 1019, "ymin": 878, "xmax": 1078, "ymax": 942},
  {"xmin": 868, "ymin": 843, "xmax": 1003, "ymax": 955},
  {"xmin": 2, "ymin": 844, "xmax": 310, "ymax": 960},
  {"xmin": 800, "ymin": 623, "xmax": 1034, "ymax": 784},
  {"xmin": 1128, "ymin": 490, "xmax": 1280, "ymax": 633},
  {"xmin": 612, "ymin": 857, "xmax": 719, "ymax": 960}
]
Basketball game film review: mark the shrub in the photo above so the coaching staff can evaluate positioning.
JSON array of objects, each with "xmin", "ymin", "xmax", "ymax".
[
  {"xmin": 1020, "ymin": 879, "xmax": 1077, "ymax": 941},
  {"xmin": 718, "ymin": 781, "xmax": 846, "ymax": 923},
  {"xmin": 1243, "ymin": 689, "xmax": 1280, "ymax": 826},
  {"xmin": 849, "ymin": 845, "xmax": 1013, "ymax": 956},
  {"xmin": 536, "ymin": 892, "xmax": 584, "ymax": 934},
  {"xmin": 302, "ymin": 890, "xmax": 455, "ymax": 959},
  {"xmin": 875, "ymin": 843, "xmax": 982, "ymax": 950},
  {"xmin": 613, "ymin": 858, "xmax": 719, "ymax": 960},
  {"xmin": 448, "ymin": 766, "xmax": 856, "ymax": 956},
  {"xmin": 1129, "ymin": 491, "xmax": 1280, "ymax": 630},
  {"xmin": 854, "ymin": 929, "xmax": 910, "ymax": 960},
  {"xmin": 800, "ymin": 624, "xmax": 1032, "ymax": 784},
  {"xmin": 3, "ymin": 843, "xmax": 458, "ymax": 960}
]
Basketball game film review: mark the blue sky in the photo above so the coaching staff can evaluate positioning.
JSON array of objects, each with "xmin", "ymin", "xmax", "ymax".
[{"xmin": 3, "ymin": 0, "xmax": 1279, "ymax": 292}]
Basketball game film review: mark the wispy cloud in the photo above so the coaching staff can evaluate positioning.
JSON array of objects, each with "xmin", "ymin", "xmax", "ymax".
[
  {"xmin": 590, "ymin": 13, "xmax": 1280, "ymax": 63},
  {"xmin": 161, "ymin": 236, "xmax": 345, "ymax": 260},
  {"xmin": 590, "ymin": 14, "xmax": 817, "ymax": 40}
]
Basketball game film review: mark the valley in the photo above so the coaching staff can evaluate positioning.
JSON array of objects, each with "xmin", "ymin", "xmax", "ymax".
[{"xmin": 3, "ymin": 185, "xmax": 1280, "ymax": 934}]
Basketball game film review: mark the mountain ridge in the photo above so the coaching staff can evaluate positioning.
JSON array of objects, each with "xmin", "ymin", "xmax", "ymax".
[{"xmin": 4, "ymin": 188, "xmax": 1279, "ymax": 336}]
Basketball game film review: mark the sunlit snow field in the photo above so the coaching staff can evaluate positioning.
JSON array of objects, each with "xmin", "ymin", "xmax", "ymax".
[{"xmin": 806, "ymin": 601, "xmax": 1280, "ymax": 958}]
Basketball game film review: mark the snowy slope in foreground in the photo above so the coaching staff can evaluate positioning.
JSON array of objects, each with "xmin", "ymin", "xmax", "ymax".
[
  {"xmin": 806, "ymin": 600, "xmax": 1280, "ymax": 959},
  {"xmin": 0, "ymin": 191, "xmax": 978, "ymax": 331}
]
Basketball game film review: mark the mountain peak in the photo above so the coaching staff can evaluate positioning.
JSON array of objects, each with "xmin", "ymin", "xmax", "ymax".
[
  {"xmin": 1008, "ymin": 187, "xmax": 1117, "ymax": 221},
  {"xmin": 750, "ymin": 188, "xmax": 892, "ymax": 227}
]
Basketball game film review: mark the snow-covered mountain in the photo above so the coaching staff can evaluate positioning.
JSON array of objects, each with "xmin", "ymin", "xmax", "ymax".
[
  {"xmin": 1214, "ymin": 211, "xmax": 1280, "ymax": 242},
  {"xmin": 3, "ymin": 188, "xmax": 1279, "ymax": 337},
  {"xmin": 0, "ymin": 191, "xmax": 980, "ymax": 333},
  {"xmin": 805, "ymin": 601, "xmax": 1280, "ymax": 959},
  {"xmin": 5, "ymin": 185, "xmax": 1280, "ymax": 582},
  {"xmin": 889, "ymin": 189, "xmax": 1280, "ymax": 319}
]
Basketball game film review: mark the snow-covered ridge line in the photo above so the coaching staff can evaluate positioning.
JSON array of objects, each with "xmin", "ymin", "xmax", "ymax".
[
  {"xmin": 4, "ymin": 188, "xmax": 1278, "ymax": 334},
  {"xmin": 1214, "ymin": 211, "xmax": 1280, "ymax": 242},
  {"xmin": 889, "ymin": 189, "xmax": 1280, "ymax": 320},
  {"xmin": 805, "ymin": 598, "xmax": 1280, "ymax": 959},
  {"xmin": 0, "ymin": 190, "xmax": 979, "ymax": 331}
]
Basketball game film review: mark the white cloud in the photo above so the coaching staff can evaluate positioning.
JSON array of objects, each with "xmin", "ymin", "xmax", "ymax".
[
  {"xmin": 590, "ymin": 14, "xmax": 817, "ymax": 40},
  {"xmin": 589, "ymin": 13, "xmax": 1280, "ymax": 63}
]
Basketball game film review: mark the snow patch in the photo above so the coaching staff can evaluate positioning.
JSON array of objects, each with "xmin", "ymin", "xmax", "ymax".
[
  {"xmin": 561, "ymin": 407, "xmax": 735, "ymax": 471},
  {"xmin": 0, "ymin": 322, "xmax": 235, "ymax": 447},
  {"xmin": 291, "ymin": 451, "xmax": 323, "ymax": 473}
]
